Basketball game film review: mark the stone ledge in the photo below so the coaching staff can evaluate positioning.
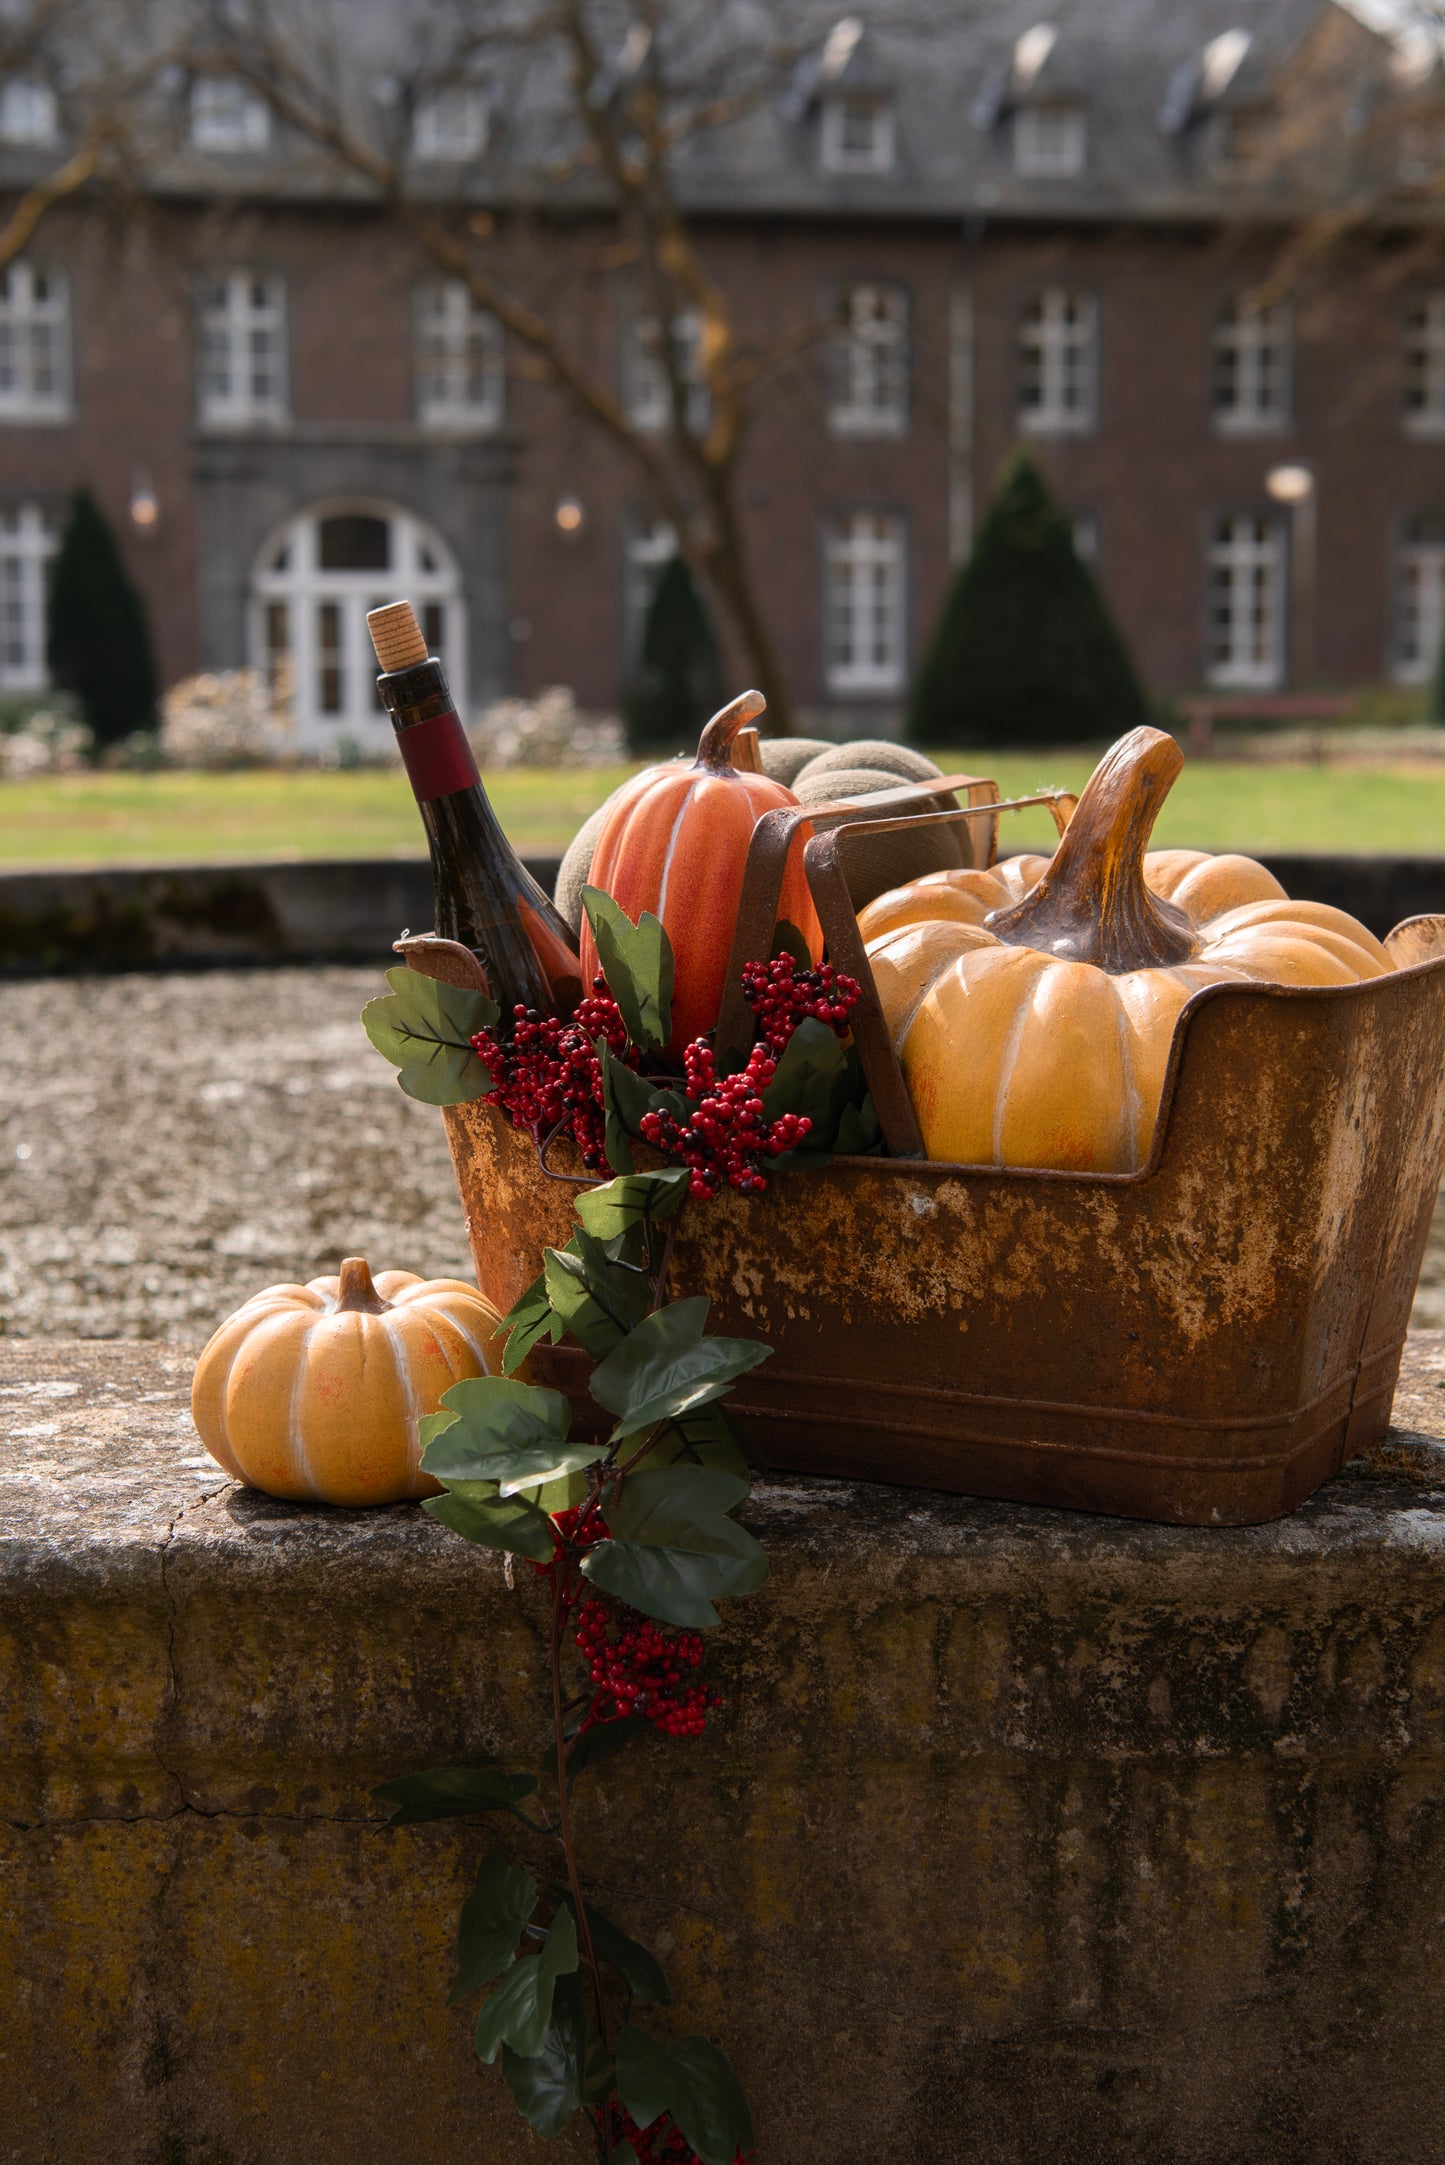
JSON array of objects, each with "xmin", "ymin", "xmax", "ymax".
[{"xmin": 6, "ymin": 1338, "xmax": 1445, "ymax": 2165}]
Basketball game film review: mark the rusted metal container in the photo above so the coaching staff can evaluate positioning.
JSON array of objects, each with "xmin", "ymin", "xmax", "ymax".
[{"xmin": 430, "ymin": 771, "xmax": 1445, "ymax": 1527}]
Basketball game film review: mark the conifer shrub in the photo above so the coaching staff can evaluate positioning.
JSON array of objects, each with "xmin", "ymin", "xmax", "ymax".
[
  {"xmin": 46, "ymin": 489, "xmax": 159, "ymax": 753},
  {"xmin": 908, "ymin": 450, "xmax": 1149, "ymax": 748},
  {"xmin": 624, "ymin": 553, "xmax": 724, "ymax": 752}
]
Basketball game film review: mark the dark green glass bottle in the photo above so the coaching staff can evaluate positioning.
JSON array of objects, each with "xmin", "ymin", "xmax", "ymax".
[{"xmin": 367, "ymin": 600, "xmax": 581, "ymax": 1017}]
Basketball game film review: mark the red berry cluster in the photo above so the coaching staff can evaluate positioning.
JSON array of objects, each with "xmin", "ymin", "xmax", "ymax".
[
  {"xmin": 741, "ymin": 952, "xmax": 862, "ymax": 1051},
  {"xmin": 598, "ymin": 2102, "xmax": 748, "ymax": 2165},
  {"xmin": 472, "ymin": 978, "xmax": 628, "ymax": 1171},
  {"xmin": 638, "ymin": 1037, "xmax": 811, "ymax": 1202},
  {"xmin": 574, "ymin": 1600, "xmax": 717, "ymax": 1738}
]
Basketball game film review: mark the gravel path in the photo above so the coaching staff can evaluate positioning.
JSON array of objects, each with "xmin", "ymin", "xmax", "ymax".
[
  {"xmin": 0, "ymin": 967, "xmax": 471, "ymax": 1340},
  {"xmin": 2, "ymin": 965, "xmax": 1442, "ymax": 1340}
]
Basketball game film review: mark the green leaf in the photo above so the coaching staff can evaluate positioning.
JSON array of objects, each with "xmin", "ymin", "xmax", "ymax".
[
  {"xmin": 582, "ymin": 886, "xmax": 674, "ymax": 1052},
  {"xmin": 361, "ymin": 966, "xmax": 498, "ymax": 1105},
  {"xmin": 498, "ymin": 1274, "xmax": 562, "ymax": 1374},
  {"xmin": 648, "ymin": 1403, "xmax": 751, "ymax": 1480},
  {"xmin": 422, "ymin": 1374, "xmax": 602, "ymax": 1496},
  {"xmin": 588, "ymin": 1298, "xmax": 772, "ymax": 1443},
  {"xmin": 544, "ymin": 1242, "xmax": 628, "ymax": 1360},
  {"xmin": 372, "ymin": 1764, "xmax": 539, "ymax": 1827},
  {"xmin": 583, "ymin": 1466, "xmax": 769, "ymax": 1629},
  {"xmin": 543, "ymin": 1712, "xmax": 648, "ymax": 1789},
  {"xmin": 559, "ymin": 1228, "xmax": 653, "ymax": 1342},
  {"xmin": 449, "ymin": 1855, "xmax": 539, "ymax": 2005},
  {"xmin": 833, "ymin": 1093, "xmax": 883, "ymax": 1158},
  {"xmin": 610, "ymin": 2147, "xmax": 640, "ymax": 2165},
  {"xmin": 500, "ymin": 1973, "xmax": 610, "ymax": 2139},
  {"xmin": 573, "ymin": 1168, "xmax": 691, "ymax": 1244},
  {"xmin": 554, "ymin": 1891, "xmax": 671, "ymax": 2007},
  {"xmin": 760, "ymin": 1014, "xmax": 847, "ymax": 1128},
  {"xmin": 423, "ymin": 1483, "xmax": 557, "ymax": 1563},
  {"xmin": 475, "ymin": 1905, "xmax": 579, "ymax": 2065},
  {"xmin": 616, "ymin": 2026, "xmax": 754, "ymax": 2165},
  {"xmin": 771, "ymin": 918, "xmax": 813, "ymax": 969},
  {"xmin": 600, "ymin": 1043, "xmax": 673, "ymax": 1175}
]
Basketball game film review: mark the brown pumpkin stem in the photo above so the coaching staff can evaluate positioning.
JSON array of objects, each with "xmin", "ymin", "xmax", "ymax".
[
  {"xmin": 695, "ymin": 689, "xmax": 767, "ymax": 772},
  {"xmin": 985, "ymin": 726, "xmax": 1198, "ymax": 972},
  {"xmin": 334, "ymin": 1257, "xmax": 391, "ymax": 1314}
]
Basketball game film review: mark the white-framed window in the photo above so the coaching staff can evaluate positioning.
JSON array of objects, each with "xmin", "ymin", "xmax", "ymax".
[
  {"xmin": 1017, "ymin": 287, "xmax": 1096, "ymax": 436},
  {"xmin": 1398, "ymin": 114, "xmax": 1445, "ymax": 185},
  {"xmin": 0, "ymin": 502, "xmax": 60, "ymax": 689},
  {"xmin": 196, "ymin": 270, "xmax": 287, "ymax": 427},
  {"xmin": 1404, "ymin": 295, "xmax": 1445, "ymax": 436},
  {"xmin": 1206, "ymin": 513, "xmax": 1285, "ymax": 689},
  {"xmin": 414, "ymin": 280, "xmax": 504, "ymax": 431},
  {"xmin": 1013, "ymin": 104, "xmax": 1087, "ymax": 178},
  {"xmin": 828, "ymin": 282, "xmax": 908, "ymax": 437},
  {"xmin": 824, "ymin": 510, "xmax": 906, "ymax": 695},
  {"xmin": 627, "ymin": 308, "xmax": 709, "ymax": 435},
  {"xmin": 1212, "ymin": 297, "xmax": 1291, "ymax": 434},
  {"xmin": 1072, "ymin": 510, "xmax": 1099, "ymax": 562},
  {"xmin": 624, "ymin": 517, "xmax": 677, "ymax": 666},
  {"xmin": 190, "ymin": 76, "xmax": 271, "ymax": 152},
  {"xmin": 0, "ymin": 261, "xmax": 71, "ymax": 421},
  {"xmin": 251, "ymin": 501, "xmax": 463, "ymax": 743},
  {"xmin": 820, "ymin": 93, "xmax": 894, "ymax": 175},
  {"xmin": 413, "ymin": 86, "xmax": 488, "ymax": 161},
  {"xmin": 1393, "ymin": 515, "xmax": 1445, "ymax": 683},
  {"xmin": 0, "ymin": 76, "xmax": 57, "ymax": 146}
]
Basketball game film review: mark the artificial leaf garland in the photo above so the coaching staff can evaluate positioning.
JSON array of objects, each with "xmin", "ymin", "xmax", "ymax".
[
  {"xmin": 362, "ymin": 900, "xmax": 885, "ymax": 2161},
  {"xmin": 373, "ymin": 1165, "xmax": 766, "ymax": 2162}
]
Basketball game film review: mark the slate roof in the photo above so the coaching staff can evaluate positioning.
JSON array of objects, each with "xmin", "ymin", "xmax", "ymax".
[{"xmin": 0, "ymin": 0, "xmax": 1420, "ymax": 225}]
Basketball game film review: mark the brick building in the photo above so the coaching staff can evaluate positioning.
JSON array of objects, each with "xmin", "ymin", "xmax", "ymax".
[{"xmin": 2, "ymin": 0, "xmax": 1445, "ymax": 748}]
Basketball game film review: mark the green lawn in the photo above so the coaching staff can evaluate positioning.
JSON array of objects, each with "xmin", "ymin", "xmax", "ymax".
[{"xmin": 3, "ymin": 753, "xmax": 1445, "ymax": 869}]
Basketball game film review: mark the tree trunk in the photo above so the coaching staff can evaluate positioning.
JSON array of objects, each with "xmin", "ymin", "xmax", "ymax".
[{"xmin": 698, "ymin": 473, "xmax": 797, "ymax": 736}]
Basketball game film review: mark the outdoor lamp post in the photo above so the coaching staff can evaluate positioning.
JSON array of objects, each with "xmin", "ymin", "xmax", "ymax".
[{"xmin": 1266, "ymin": 462, "xmax": 1315, "ymax": 686}]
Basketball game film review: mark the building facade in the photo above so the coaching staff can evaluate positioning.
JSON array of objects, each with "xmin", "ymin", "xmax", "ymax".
[{"xmin": 2, "ymin": 0, "xmax": 1444, "ymax": 747}]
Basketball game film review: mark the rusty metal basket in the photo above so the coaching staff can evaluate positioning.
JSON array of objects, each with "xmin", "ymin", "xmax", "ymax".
[{"xmin": 426, "ymin": 779, "xmax": 1445, "ymax": 1528}]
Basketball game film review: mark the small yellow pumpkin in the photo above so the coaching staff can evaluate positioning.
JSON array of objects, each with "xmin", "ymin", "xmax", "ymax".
[
  {"xmin": 859, "ymin": 727, "xmax": 1392, "ymax": 1175},
  {"xmin": 191, "ymin": 1257, "xmax": 512, "ymax": 1505}
]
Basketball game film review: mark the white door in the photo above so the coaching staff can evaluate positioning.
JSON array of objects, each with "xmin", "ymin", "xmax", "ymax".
[{"xmin": 251, "ymin": 502, "xmax": 465, "ymax": 748}]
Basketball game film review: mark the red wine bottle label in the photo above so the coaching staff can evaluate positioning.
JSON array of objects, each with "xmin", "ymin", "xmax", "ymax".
[{"xmin": 397, "ymin": 709, "xmax": 481, "ymax": 802}]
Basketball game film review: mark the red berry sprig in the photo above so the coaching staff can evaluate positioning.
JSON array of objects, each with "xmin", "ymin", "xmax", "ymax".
[
  {"xmin": 599, "ymin": 2101, "xmax": 749, "ymax": 2164},
  {"xmin": 574, "ymin": 1599, "xmax": 717, "ymax": 1738},
  {"xmin": 471, "ymin": 977, "xmax": 628, "ymax": 1171},
  {"xmin": 740, "ymin": 951, "xmax": 862, "ymax": 1051},
  {"xmin": 638, "ymin": 1035, "xmax": 811, "ymax": 1201}
]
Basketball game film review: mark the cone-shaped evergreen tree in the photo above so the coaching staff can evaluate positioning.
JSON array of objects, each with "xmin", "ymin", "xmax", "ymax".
[
  {"xmin": 46, "ymin": 488, "xmax": 159, "ymax": 751},
  {"xmin": 908, "ymin": 451, "xmax": 1148, "ymax": 748},
  {"xmin": 625, "ymin": 553, "xmax": 724, "ymax": 753}
]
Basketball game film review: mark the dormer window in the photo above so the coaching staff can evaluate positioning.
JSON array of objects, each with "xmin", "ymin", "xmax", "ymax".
[
  {"xmin": 413, "ymin": 86, "xmax": 488, "ymax": 162},
  {"xmin": 0, "ymin": 77, "xmax": 58, "ymax": 147},
  {"xmin": 190, "ymin": 77, "xmax": 271, "ymax": 153},
  {"xmin": 820, "ymin": 93, "xmax": 894, "ymax": 175},
  {"xmin": 1013, "ymin": 103, "xmax": 1086, "ymax": 177}
]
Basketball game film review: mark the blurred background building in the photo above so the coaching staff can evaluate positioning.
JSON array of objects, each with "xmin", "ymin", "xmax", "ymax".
[{"xmin": 2, "ymin": 0, "xmax": 1444, "ymax": 748}]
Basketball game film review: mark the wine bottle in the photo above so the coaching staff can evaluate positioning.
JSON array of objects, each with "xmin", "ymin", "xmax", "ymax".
[{"xmin": 367, "ymin": 600, "xmax": 582, "ymax": 1017}]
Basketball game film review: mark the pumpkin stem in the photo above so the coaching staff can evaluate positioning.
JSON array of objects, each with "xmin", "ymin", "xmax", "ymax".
[
  {"xmin": 695, "ymin": 689, "xmax": 767, "ymax": 772},
  {"xmin": 985, "ymin": 727, "xmax": 1199, "ymax": 972},
  {"xmin": 334, "ymin": 1257, "xmax": 391, "ymax": 1315}
]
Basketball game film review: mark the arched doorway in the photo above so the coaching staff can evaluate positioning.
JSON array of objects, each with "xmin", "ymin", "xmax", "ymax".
[{"xmin": 250, "ymin": 502, "xmax": 465, "ymax": 745}]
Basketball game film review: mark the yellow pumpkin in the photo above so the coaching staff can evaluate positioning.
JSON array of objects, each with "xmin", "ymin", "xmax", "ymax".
[
  {"xmin": 858, "ymin": 727, "xmax": 1393, "ymax": 1175},
  {"xmin": 191, "ymin": 1257, "xmax": 512, "ymax": 1506}
]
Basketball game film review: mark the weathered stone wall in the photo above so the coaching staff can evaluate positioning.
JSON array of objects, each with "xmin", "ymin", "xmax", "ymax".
[{"xmin": 6, "ymin": 1339, "xmax": 1445, "ymax": 2165}]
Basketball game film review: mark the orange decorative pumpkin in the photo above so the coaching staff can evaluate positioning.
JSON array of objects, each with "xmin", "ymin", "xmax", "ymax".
[
  {"xmin": 581, "ymin": 689, "xmax": 823, "ymax": 1055},
  {"xmin": 191, "ymin": 1257, "xmax": 513, "ymax": 1506},
  {"xmin": 859, "ymin": 727, "xmax": 1392, "ymax": 1175}
]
